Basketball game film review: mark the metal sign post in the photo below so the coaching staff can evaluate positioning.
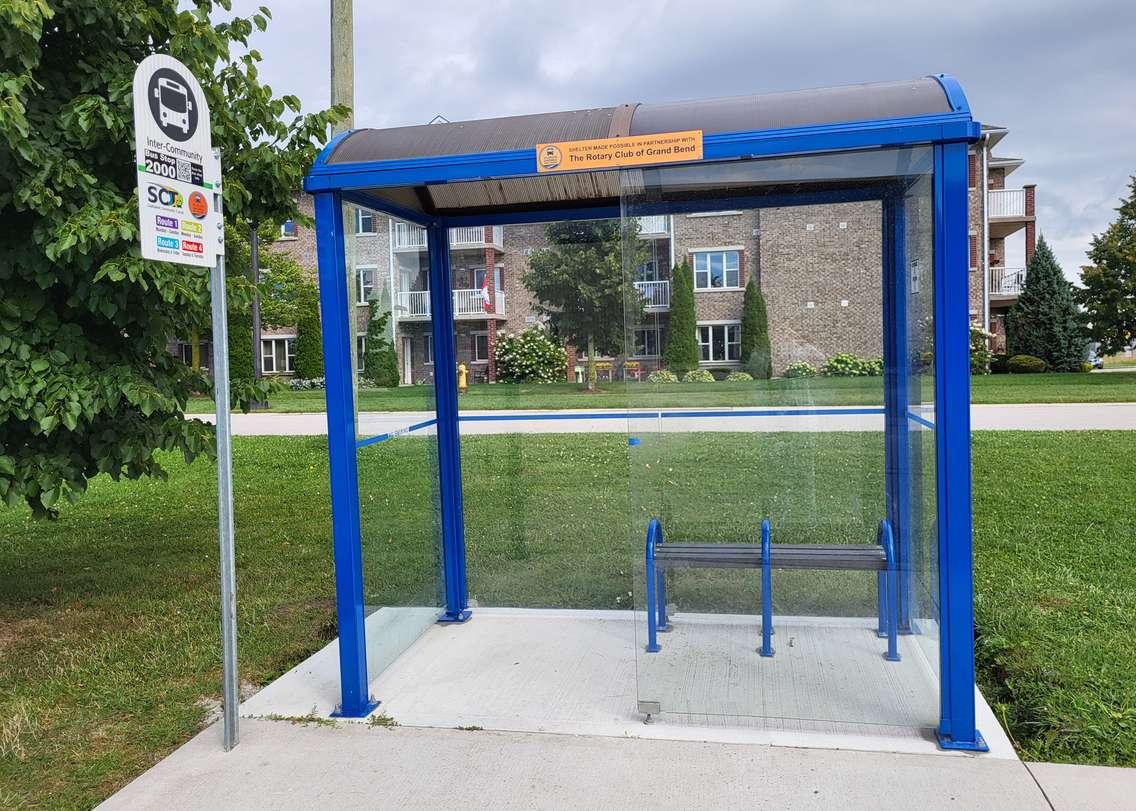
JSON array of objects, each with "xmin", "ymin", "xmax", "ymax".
[{"xmin": 133, "ymin": 56, "xmax": 237, "ymax": 750}]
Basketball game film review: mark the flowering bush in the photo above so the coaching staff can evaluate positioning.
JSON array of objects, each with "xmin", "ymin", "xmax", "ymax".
[
  {"xmin": 494, "ymin": 327, "xmax": 567, "ymax": 383},
  {"xmin": 725, "ymin": 371, "xmax": 753, "ymax": 382},
  {"xmin": 783, "ymin": 361, "xmax": 817, "ymax": 379},
  {"xmin": 682, "ymin": 369, "xmax": 716, "ymax": 383},
  {"xmin": 970, "ymin": 326, "xmax": 992, "ymax": 375},
  {"xmin": 288, "ymin": 377, "xmax": 325, "ymax": 390},
  {"xmin": 820, "ymin": 354, "xmax": 883, "ymax": 377},
  {"xmin": 647, "ymin": 369, "xmax": 679, "ymax": 383}
]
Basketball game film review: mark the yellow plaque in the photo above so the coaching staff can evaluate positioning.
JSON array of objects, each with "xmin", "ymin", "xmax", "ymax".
[{"xmin": 535, "ymin": 130, "xmax": 703, "ymax": 173}]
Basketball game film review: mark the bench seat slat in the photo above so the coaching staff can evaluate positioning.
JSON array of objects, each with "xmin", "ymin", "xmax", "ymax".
[{"xmin": 654, "ymin": 542, "xmax": 886, "ymax": 571}]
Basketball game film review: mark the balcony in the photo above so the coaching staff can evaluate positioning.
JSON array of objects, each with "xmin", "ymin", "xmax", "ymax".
[
  {"xmin": 990, "ymin": 266, "xmax": 1024, "ymax": 297},
  {"xmin": 392, "ymin": 223, "xmax": 504, "ymax": 252},
  {"xmin": 396, "ymin": 289, "xmax": 507, "ymax": 320},
  {"xmin": 635, "ymin": 279, "xmax": 671, "ymax": 309},
  {"xmin": 636, "ymin": 215, "xmax": 670, "ymax": 237},
  {"xmin": 988, "ymin": 187, "xmax": 1034, "ymax": 239}
]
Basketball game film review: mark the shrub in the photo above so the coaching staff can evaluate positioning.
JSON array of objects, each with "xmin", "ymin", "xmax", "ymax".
[
  {"xmin": 1007, "ymin": 354, "xmax": 1048, "ymax": 374},
  {"xmin": 740, "ymin": 280, "xmax": 772, "ymax": 379},
  {"xmin": 821, "ymin": 353, "xmax": 882, "ymax": 377},
  {"xmin": 288, "ymin": 377, "xmax": 325, "ymax": 390},
  {"xmin": 662, "ymin": 262, "xmax": 699, "ymax": 376},
  {"xmin": 783, "ymin": 361, "xmax": 817, "ymax": 379},
  {"xmin": 970, "ymin": 326, "xmax": 992, "ymax": 375},
  {"xmin": 647, "ymin": 369, "xmax": 679, "ymax": 383},
  {"xmin": 293, "ymin": 288, "xmax": 324, "ymax": 380},
  {"xmin": 990, "ymin": 354, "xmax": 1010, "ymax": 374},
  {"xmin": 682, "ymin": 369, "xmax": 715, "ymax": 383},
  {"xmin": 494, "ymin": 326, "xmax": 567, "ymax": 383},
  {"xmin": 1079, "ymin": 361, "xmax": 1094, "ymax": 373},
  {"xmin": 725, "ymin": 371, "xmax": 754, "ymax": 382}
]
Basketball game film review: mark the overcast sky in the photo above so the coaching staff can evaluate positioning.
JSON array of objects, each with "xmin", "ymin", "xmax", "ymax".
[{"xmin": 226, "ymin": 0, "xmax": 1135, "ymax": 280}]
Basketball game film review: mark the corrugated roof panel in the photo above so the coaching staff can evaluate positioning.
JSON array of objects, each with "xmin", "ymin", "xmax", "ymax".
[{"xmin": 426, "ymin": 172, "xmax": 620, "ymax": 213}]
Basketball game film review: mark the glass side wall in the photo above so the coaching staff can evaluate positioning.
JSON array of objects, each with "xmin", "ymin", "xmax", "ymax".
[
  {"xmin": 347, "ymin": 206, "xmax": 444, "ymax": 679},
  {"xmin": 621, "ymin": 148, "xmax": 940, "ymax": 730},
  {"xmin": 451, "ymin": 221, "xmax": 635, "ymax": 613}
]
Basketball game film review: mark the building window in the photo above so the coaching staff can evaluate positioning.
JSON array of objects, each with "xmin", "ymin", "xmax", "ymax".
[
  {"xmin": 261, "ymin": 337, "xmax": 296, "ymax": 374},
  {"xmin": 279, "ymin": 220, "xmax": 297, "ymax": 239},
  {"xmin": 356, "ymin": 266, "xmax": 376, "ymax": 304},
  {"xmin": 177, "ymin": 341, "xmax": 211, "ymax": 368},
  {"xmin": 692, "ymin": 250, "xmax": 740, "ymax": 290},
  {"xmin": 472, "ymin": 332, "xmax": 489, "ymax": 363},
  {"xmin": 356, "ymin": 208, "xmax": 376, "ymax": 235},
  {"xmin": 635, "ymin": 260, "xmax": 659, "ymax": 282},
  {"xmin": 633, "ymin": 326, "xmax": 661, "ymax": 358},
  {"xmin": 425, "ymin": 334, "xmax": 433, "ymax": 364},
  {"xmin": 356, "ymin": 336, "xmax": 366, "ymax": 371},
  {"xmin": 697, "ymin": 323, "xmax": 741, "ymax": 363}
]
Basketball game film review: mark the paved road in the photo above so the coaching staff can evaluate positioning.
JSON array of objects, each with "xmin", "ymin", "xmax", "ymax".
[
  {"xmin": 197, "ymin": 402, "xmax": 1136, "ymax": 438},
  {"xmin": 100, "ymin": 718, "xmax": 1135, "ymax": 810}
]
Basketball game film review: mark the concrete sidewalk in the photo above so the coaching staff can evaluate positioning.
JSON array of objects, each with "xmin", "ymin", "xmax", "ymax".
[
  {"xmin": 197, "ymin": 402, "xmax": 1136, "ymax": 437},
  {"xmin": 100, "ymin": 719, "xmax": 1136, "ymax": 810}
]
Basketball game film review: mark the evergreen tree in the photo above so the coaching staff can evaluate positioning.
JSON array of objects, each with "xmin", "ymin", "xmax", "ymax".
[
  {"xmin": 361, "ymin": 302, "xmax": 400, "ymax": 387},
  {"xmin": 523, "ymin": 220, "xmax": 646, "ymax": 390},
  {"xmin": 1005, "ymin": 236, "xmax": 1086, "ymax": 371},
  {"xmin": 662, "ymin": 261, "xmax": 699, "ymax": 376},
  {"xmin": 1078, "ymin": 176, "xmax": 1136, "ymax": 355},
  {"xmin": 740, "ymin": 279, "xmax": 772, "ymax": 379},
  {"xmin": 292, "ymin": 288, "xmax": 324, "ymax": 379}
]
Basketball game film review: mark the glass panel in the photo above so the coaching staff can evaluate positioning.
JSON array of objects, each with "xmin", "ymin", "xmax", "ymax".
[
  {"xmin": 346, "ymin": 204, "xmax": 444, "ymax": 678},
  {"xmin": 621, "ymin": 147, "xmax": 939, "ymax": 731}
]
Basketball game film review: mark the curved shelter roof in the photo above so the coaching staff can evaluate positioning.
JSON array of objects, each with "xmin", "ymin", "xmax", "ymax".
[{"xmin": 305, "ymin": 75, "xmax": 977, "ymax": 222}]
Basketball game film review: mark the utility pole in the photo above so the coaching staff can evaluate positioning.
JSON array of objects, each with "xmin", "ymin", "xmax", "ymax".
[{"xmin": 330, "ymin": 0, "xmax": 354, "ymax": 134}]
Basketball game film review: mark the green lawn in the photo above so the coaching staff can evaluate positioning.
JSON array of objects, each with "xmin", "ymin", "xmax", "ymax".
[
  {"xmin": 2, "ymin": 431, "xmax": 1134, "ymax": 806},
  {"xmin": 186, "ymin": 371, "xmax": 1136, "ymax": 414}
]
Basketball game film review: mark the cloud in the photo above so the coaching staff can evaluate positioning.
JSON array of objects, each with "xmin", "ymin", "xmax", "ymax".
[{"xmin": 228, "ymin": 0, "xmax": 1136, "ymax": 279}]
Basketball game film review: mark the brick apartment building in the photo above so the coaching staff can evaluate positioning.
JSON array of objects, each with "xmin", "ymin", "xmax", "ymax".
[{"xmin": 230, "ymin": 127, "xmax": 1034, "ymax": 384}]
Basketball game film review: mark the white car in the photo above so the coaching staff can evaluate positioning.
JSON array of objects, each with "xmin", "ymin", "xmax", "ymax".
[{"xmin": 154, "ymin": 77, "xmax": 193, "ymax": 135}]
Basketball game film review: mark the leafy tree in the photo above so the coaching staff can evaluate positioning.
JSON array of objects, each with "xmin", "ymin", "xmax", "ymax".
[
  {"xmin": 1005, "ymin": 236, "xmax": 1086, "ymax": 371},
  {"xmin": 1078, "ymin": 176, "xmax": 1136, "ymax": 355},
  {"xmin": 663, "ymin": 261, "xmax": 699, "ymax": 376},
  {"xmin": 523, "ymin": 220, "xmax": 646, "ymax": 390},
  {"xmin": 361, "ymin": 302, "xmax": 400, "ymax": 388},
  {"xmin": 292, "ymin": 287, "xmax": 323, "ymax": 380},
  {"xmin": 740, "ymin": 278, "xmax": 772, "ymax": 379},
  {"xmin": 0, "ymin": 1, "xmax": 346, "ymax": 515}
]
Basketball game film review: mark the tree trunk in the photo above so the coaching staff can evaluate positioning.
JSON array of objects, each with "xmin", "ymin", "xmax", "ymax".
[
  {"xmin": 190, "ymin": 329, "xmax": 201, "ymax": 371},
  {"xmin": 586, "ymin": 333, "xmax": 596, "ymax": 392},
  {"xmin": 250, "ymin": 224, "xmax": 262, "ymax": 380}
]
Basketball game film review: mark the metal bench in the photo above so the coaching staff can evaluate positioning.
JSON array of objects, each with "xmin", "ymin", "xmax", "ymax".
[{"xmin": 644, "ymin": 517, "xmax": 900, "ymax": 661}]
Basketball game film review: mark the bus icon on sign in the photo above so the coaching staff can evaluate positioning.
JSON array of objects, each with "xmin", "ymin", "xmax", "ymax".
[{"xmin": 154, "ymin": 77, "xmax": 193, "ymax": 135}]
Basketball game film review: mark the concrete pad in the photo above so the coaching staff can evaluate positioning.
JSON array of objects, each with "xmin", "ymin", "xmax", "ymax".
[
  {"xmin": 101, "ymin": 719, "xmax": 1048, "ymax": 810},
  {"xmin": 239, "ymin": 607, "xmax": 1016, "ymax": 760},
  {"xmin": 1026, "ymin": 761, "xmax": 1136, "ymax": 810}
]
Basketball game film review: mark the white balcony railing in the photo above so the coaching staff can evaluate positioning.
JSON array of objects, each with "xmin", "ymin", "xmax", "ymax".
[
  {"xmin": 397, "ymin": 290, "xmax": 431, "ymax": 317},
  {"xmin": 636, "ymin": 215, "xmax": 669, "ymax": 236},
  {"xmin": 635, "ymin": 280, "xmax": 671, "ymax": 309},
  {"xmin": 391, "ymin": 223, "xmax": 505, "ymax": 251},
  {"xmin": 990, "ymin": 266, "xmax": 1025, "ymax": 295},
  {"xmin": 392, "ymin": 221, "xmax": 427, "ymax": 250},
  {"xmin": 988, "ymin": 188, "xmax": 1026, "ymax": 219},
  {"xmin": 396, "ymin": 289, "xmax": 506, "ymax": 318}
]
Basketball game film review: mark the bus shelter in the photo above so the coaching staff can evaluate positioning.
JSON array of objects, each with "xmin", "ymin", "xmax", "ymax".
[{"xmin": 300, "ymin": 75, "xmax": 987, "ymax": 751}]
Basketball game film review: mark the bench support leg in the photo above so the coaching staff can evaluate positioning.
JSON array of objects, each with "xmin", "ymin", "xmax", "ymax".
[
  {"xmin": 877, "ymin": 572, "xmax": 888, "ymax": 639},
  {"xmin": 656, "ymin": 569, "xmax": 669, "ymax": 632},
  {"xmin": 646, "ymin": 519, "xmax": 661, "ymax": 653},
  {"xmin": 880, "ymin": 519, "xmax": 901, "ymax": 662},
  {"xmin": 760, "ymin": 518, "xmax": 774, "ymax": 657}
]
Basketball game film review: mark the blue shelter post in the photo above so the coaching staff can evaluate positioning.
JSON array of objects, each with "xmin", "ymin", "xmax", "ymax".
[
  {"xmin": 428, "ymin": 223, "xmax": 472, "ymax": 623},
  {"xmin": 882, "ymin": 194, "xmax": 915, "ymax": 634},
  {"xmin": 933, "ymin": 142, "xmax": 987, "ymax": 752},
  {"xmin": 312, "ymin": 192, "xmax": 378, "ymax": 718}
]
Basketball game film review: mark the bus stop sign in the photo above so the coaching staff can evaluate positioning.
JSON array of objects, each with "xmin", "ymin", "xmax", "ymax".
[{"xmin": 132, "ymin": 54, "xmax": 221, "ymax": 267}]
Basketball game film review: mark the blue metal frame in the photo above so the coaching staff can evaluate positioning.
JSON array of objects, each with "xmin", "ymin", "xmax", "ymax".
[
  {"xmin": 427, "ymin": 224, "xmax": 472, "ymax": 624},
  {"xmin": 305, "ymin": 75, "xmax": 984, "ymax": 746},
  {"xmin": 879, "ymin": 520, "xmax": 901, "ymax": 662},
  {"xmin": 760, "ymin": 518, "xmax": 773, "ymax": 657},
  {"xmin": 932, "ymin": 142, "xmax": 988, "ymax": 752},
  {"xmin": 312, "ymin": 192, "xmax": 379, "ymax": 718},
  {"xmin": 645, "ymin": 518, "xmax": 663, "ymax": 653}
]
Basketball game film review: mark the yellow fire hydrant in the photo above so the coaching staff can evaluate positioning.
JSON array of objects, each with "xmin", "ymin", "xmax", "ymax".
[{"xmin": 457, "ymin": 362, "xmax": 469, "ymax": 394}]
